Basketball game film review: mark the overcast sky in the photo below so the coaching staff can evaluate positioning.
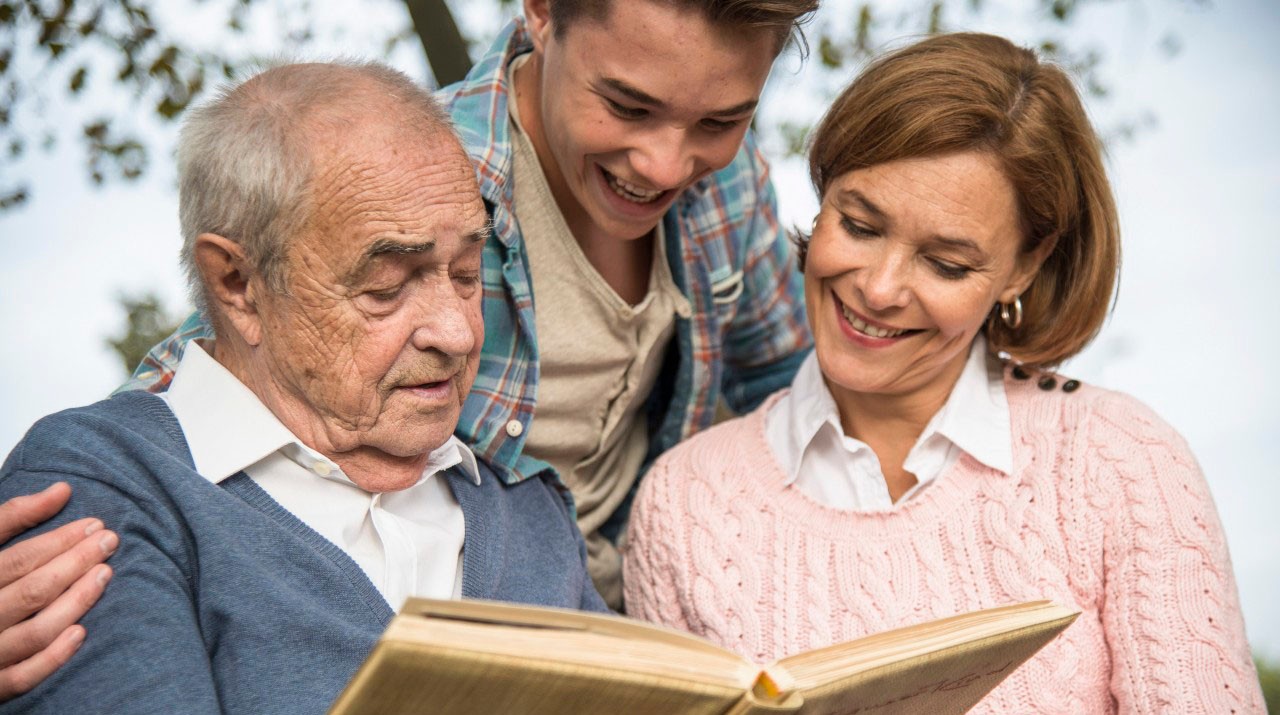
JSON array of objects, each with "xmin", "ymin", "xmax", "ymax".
[{"xmin": 1, "ymin": 0, "xmax": 1277, "ymax": 656}]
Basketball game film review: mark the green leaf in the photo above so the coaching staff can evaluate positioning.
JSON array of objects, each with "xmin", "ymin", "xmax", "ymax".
[
  {"xmin": 69, "ymin": 65, "xmax": 87, "ymax": 93},
  {"xmin": 156, "ymin": 95, "xmax": 181, "ymax": 118},
  {"xmin": 79, "ymin": 8, "xmax": 102, "ymax": 37},
  {"xmin": 854, "ymin": 5, "xmax": 873, "ymax": 56},
  {"xmin": 105, "ymin": 292, "xmax": 182, "ymax": 376},
  {"xmin": 0, "ymin": 186, "xmax": 28, "ymax": 211},
  {"xmin": 927, "ymin": 2, "xmax": 943, "ymax": 34},
  {"xmin": 148, "ymin": 45, "xmax": 178, "ymax": 78},
  {"xmin": 818, "ymin": 35, "xmax": 842, "ymax": 69},
  {"xmin": 118, "ymin": 56, "xmax": 137, "ymax": 81}
]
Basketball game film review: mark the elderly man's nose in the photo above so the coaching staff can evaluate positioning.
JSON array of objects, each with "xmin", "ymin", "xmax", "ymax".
[{"xmin": 411, "ymin": 292, "xmax": 476, "ymax": 356}]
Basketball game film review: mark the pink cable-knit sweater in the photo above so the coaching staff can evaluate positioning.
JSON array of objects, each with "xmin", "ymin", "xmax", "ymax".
[{"xmin": 623, "ymin": 374, "xmax": 1264, "ymax": 713}]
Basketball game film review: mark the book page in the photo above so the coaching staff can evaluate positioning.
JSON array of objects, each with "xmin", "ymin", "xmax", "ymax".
[
  {"xmin": 404, "ymin": 597, "xmax": 741, "ymax": 659},
  {"xmin": 774, "ymin": 601, "xmax": 1073, "ymax": 683},
  {"xmin": 378, "ymin": 598, "xmax": 782, "ymax": 706},
  {"xmin": 768, "ymin": 603, "xmax": 1078, "ymax": 715},
  {"xmin": 330, "ymin": 639, "xmax": 753, "ymax": 715}
]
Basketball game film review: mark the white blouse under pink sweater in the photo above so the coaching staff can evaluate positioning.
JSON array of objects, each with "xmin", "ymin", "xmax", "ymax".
[{"xmin": 623, "ymin": 372, "xmax": 1264, "ymax": 713}]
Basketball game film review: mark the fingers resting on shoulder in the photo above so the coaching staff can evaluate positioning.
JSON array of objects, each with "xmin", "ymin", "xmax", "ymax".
[{"xmin": 0, "ymin": 483, "xmax": 117, "ymax": 700}]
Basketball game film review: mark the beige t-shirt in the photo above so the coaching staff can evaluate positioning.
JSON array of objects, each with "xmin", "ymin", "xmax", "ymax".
[{"xmin": 508, "ymin": 54, "xmax": 690, "ymax": 609}]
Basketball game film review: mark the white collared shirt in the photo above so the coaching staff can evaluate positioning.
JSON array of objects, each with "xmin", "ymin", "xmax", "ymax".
[
  {"xmin": 160, "ymin": 342, "xmax": 479, "ymax": 610},
  {"xmin": 766, "ymin": 338, "xmax": 1013, "ymax": 511}
]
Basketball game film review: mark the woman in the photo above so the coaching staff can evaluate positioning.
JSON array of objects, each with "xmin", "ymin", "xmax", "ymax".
[{"xmin": 622, "ymin": 32, "xmax": 1263, "ymax": 712}]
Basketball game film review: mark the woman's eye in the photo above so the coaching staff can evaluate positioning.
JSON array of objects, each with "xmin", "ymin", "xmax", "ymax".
[
  {"xmin": 928, "ymin": 259, "xmax": 972, "ymax": 280},
  {"xmin": 839, "ymin": 216, "xmax": 877, "ymax": 238},
  {"xmin": 607, "ymin": 99, "xmax": 648, "ymax": 120}
]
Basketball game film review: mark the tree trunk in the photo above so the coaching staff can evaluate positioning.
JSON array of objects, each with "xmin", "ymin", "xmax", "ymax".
[{"xmin": 403, "ymin": 0, "xmax": 473, "ymax": 86}]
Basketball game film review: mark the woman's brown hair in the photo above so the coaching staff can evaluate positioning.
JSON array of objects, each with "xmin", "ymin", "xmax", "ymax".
[{"xmin": 806, "ymin": 33, "xmax": 1120, "ymax": 368}]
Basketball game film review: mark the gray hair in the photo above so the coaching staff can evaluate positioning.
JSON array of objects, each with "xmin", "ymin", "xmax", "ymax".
[{"xmin": 176, "ymin": 60, "xmax": 454, "ymax": 320}]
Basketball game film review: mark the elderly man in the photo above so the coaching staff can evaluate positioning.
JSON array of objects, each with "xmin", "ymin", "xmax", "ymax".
[{"xmin": 0, "ymin": 61, "xmax": 603, "ymax": 714}]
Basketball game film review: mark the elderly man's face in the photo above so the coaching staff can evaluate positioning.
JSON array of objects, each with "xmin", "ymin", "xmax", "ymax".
[{"xmin": 253, "ymin": 125, "xmax": 487, "ymax": 463}]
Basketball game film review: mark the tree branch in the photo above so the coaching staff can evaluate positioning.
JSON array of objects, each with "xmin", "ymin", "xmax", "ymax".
[{"xmin": 402, "ymin": 0, "xmax": 472, "ymax": 86}]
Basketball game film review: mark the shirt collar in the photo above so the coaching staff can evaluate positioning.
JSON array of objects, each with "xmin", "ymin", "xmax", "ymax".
[
  {"xmin": 162, "ymin": 342, "xmax": 481, "ymax": 486},
  {"xmin": 779, "ymin": 351, "xmax": 862, "ymax": 486},
  {"xmin": 777, "ymin": 336, "xmax": 1013, "ymax": 484},
  {"xmin": 924, "ymin": 336, "xmax": 1013, "ymax": 477}
]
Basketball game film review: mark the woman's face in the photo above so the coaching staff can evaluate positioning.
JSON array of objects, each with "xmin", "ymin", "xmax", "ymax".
[{"xmin": 804, "ymin": 150, "xmax": 1044, "ymax": 408}]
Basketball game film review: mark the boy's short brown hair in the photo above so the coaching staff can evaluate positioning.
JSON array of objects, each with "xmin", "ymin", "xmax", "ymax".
[{"xmin": 549, "ymin": 0, "xmax": 819, "ymax": 55}]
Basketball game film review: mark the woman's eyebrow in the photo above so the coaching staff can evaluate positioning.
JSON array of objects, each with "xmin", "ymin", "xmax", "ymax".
[{"xmin": 835, "ymin": 188, "xmax": 887, "ymax": 222}]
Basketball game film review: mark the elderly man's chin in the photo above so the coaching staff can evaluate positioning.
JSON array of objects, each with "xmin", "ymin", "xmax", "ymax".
[{"xmin": 342, "ymin": 383, "xmax": 466, "ymax": 460}]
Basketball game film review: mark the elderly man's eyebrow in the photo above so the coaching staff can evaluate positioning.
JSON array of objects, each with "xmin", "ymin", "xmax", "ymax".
[
  {"xmin": 599, "ymin": 77, "xmax": 757, "ymax": 118},
  {"xmin": 466, "ymin": 219, "xmax": 494, "ymax": 245},
  {"xmin": 344, "ymin": 237, "xmax": 435, "ymax": 283},
  {"xmin": 366, "ymin": 237, "xmax": 436, "ymax": 258}
]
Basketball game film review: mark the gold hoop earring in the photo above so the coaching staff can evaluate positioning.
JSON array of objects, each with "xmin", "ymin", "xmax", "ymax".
[{"xmin": 1000, "ymin": 296, "xmax": 1023, "ymax": 330}]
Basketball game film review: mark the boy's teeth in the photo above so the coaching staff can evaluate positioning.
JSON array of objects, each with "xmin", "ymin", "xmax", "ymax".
[
  {"xmin": 606, "ymin": 172, "xmax": 662, "ymax": 203},
  {"xmin": 842, "ymin": 305, "xmax": 907, "ymax": 338}
]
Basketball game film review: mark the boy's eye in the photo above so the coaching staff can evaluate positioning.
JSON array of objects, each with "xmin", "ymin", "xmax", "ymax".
[
  {"xmin": 700, "ymin": 118, "xmax": 742, "ymax": 132},
  {"xmin": 606, "ymin": 98, "xmax": 648, "ymax": 119}
]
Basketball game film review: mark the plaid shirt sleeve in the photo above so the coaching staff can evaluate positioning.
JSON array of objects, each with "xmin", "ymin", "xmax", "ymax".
[
  {"xmin": 718, "ymin": 134, "xmax": 813, "ymax": 413},
  {"xmin": 113, "ymin": 311, "xmax": 215, "ymax": 395}
]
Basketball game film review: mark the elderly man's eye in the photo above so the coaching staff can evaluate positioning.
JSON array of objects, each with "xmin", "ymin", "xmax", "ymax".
[
  {"xmin": 452, "ymin": 273, "xmax": 481, "ymax": 292},
  {"xmin": 366, "ymin": 286, "xmax": 404, "ymax": 302}
]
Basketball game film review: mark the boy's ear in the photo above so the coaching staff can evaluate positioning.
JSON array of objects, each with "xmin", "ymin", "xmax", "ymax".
[
  {"xmin": 524, "ymin": 0, "xmax": 553, "ymax": 54},
  {"xmin": 192, "ymin": 233, "xmax": 265, "ymax": 347}
]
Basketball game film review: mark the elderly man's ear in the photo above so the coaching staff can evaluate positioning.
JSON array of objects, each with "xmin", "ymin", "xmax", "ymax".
[{"xmin": 193, "ymin": 233, "xmax": 265, "ymax": 347}]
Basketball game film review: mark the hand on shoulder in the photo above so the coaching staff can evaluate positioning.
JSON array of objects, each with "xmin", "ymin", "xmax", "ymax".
[{"xmin": 0, "ymin": 483, "xmax": 115, "ymax": 700}]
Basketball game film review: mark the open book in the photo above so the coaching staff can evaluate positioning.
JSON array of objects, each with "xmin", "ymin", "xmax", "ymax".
[{"xmin": 329, "ymin": 597, "xmax": 1077, "ymax": 715}]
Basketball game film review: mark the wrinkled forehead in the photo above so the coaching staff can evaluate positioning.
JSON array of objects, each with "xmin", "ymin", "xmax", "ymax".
[{"xmin": 297, "ymin": 125, "xmax": 486, "ymax": 267}]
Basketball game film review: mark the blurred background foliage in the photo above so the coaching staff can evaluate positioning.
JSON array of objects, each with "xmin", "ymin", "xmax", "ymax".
[{"xmin": 1258, "ymin": 654, "xmax": 1279, "ymax": 712}]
